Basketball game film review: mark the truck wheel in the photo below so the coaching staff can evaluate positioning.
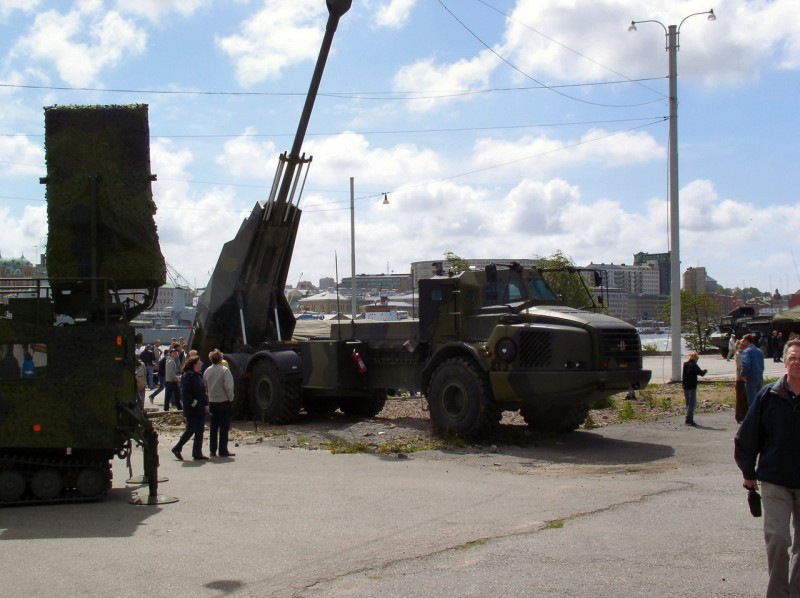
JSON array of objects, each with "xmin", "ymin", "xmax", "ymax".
[
  {"xmin": 249, "ymin": 360, "xmax": 302, "ymax": 424},
  {"xmin": 338, "ymin": 391, "xmax": 387, "ymax": 418},
  {"xmin": 521, "ymin": 404, "xmax": 589, "ymax": 434},
  {"xmin": 718, "ymin": 347, "xmax": 728, "ymax": 358},
  {"xmin": 427, "ymin": 358, "xmax": 500, "ymax": 437}
]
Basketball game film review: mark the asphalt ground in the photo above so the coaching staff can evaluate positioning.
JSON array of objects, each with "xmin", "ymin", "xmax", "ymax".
[{"xmin": 1, "ymin": 402, "xmax": 773, "ymax": 597}]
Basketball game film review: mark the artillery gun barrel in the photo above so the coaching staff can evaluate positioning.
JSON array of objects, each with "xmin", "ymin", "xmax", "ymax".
[{"xmin": 274, "ymin": 0, "xmax": 351, "ymax": 209}]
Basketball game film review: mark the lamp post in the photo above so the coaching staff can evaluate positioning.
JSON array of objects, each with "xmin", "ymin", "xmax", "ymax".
[
  {"xmin": 350, "ymin": 177, "xmax": 356, "ymax": 319},
  {"xmin": 349, "ymin": 183, "xmax": 391, "ymax": 319},
  {"xmin": 628, "ymin": 9, "xmax": 716, "ymax": 383}
]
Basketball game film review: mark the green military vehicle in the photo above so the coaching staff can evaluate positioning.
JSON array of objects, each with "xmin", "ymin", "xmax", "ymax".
[
  {"xmin": 189, "ymin": 0, "xmax": 650, "ymax": 437},
  {"xmin": 299, "ymin": 262, "xmax": 650, "ymax": 435},
  {"xmin": 707, "ymin": 306, "xmax": 773, "ymax": 357},
  {"xmin": 0, "ymin": 104, "xmax": 165, "ymax": 505}
]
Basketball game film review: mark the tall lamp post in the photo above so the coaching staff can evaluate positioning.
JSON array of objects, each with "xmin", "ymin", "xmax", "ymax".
[{"xmin": 628, "ymin": 9, "xmax": 716, "ymax": 383}]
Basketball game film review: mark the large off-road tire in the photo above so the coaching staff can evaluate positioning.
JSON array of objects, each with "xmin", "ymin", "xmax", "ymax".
[
  {"xmin": 338, "ymin": 391, "xmax": 387, "ymax": 418},
  {"xmin": 718, "ymin": 346, "xmax": 728, "ymax": 358},
  {"xmin": 521, "ymin": 404, "xmax": 589, "ymax": 435},
  {"xmin": 248, "ymin": 360, "xmax": 302, "ymax": 424},
  {"xmin": 427, "ymin": 358, "xmax": 501, "ymax": 437}
]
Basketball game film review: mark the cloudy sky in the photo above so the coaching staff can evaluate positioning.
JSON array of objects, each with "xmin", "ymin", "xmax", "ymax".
[{"xmin": 1, "ymin": 0, "xmax": 799, "ymax": 294}]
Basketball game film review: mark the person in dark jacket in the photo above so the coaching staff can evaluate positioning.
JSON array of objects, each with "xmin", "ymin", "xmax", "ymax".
[
  {"xmin": 735, "ymin": 339, "xmax": 800, "ymax": 597},
  {"xmin": 681, "ymin": 351, "xmax": 707, "ymax": 426},
  {"xmin": 171, "ymin": 355, "xmax": 209, "ymax": 461},
  {"xmin": 149, "ymin": 351, "xmax": 167, "ymax": 403},
  {"xmin": 741, "ymin": 333, "xmax": 766, "ymax": 406}
]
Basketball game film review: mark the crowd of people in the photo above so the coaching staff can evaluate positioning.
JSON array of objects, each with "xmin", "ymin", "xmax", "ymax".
[{"xmin": 134, "ymin": 337, "xmax": 236, "ymax": 462}]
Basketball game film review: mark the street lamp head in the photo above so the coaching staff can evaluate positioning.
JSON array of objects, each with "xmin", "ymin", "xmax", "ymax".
[
  {"xmin": 382, "ymin": 193, "xmax": 390, "ymax": 205},
  {"xmin": 628, "ymin": 21, "xmax": 637, "ymax": 32},
  {"xmin": 708, "ymin": 9, "xmax": 716, "ymax": 21}
]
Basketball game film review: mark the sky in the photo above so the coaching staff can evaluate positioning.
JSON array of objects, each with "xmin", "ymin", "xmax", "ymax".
[{"xmin": 1, "ymin": 0, "xmax": 799, "ymax": 295}]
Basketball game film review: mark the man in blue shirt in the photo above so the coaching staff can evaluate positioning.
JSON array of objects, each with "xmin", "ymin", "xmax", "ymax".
[{"xmin": 741, "ymin": 333, "xmax": 765, "ymax": 406}]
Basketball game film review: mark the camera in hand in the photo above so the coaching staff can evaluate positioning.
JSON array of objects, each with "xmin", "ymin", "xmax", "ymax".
[{"xmin": 748, "ymin": 489, "xmax": 762, "ymax": 518}]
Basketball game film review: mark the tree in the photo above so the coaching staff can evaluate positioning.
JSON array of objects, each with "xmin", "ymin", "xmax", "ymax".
[
  {"xmin": 443, "ymin": 251, "xmax": 470, "ymax": 274},
  {"xmin": 659, "ymin": 291, "xmax": 721, "ymax": 352},
  {"xmin": 535, "ymin": 250, "xmax": 594, "ymax": 309}
]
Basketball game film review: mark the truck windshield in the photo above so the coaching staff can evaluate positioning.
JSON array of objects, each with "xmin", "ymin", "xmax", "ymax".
[{"xmin": 527, "ymin": 278, "xmax": 559, "ymax": 301}]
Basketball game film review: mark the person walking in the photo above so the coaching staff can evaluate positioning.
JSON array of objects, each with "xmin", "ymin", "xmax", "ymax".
[
  {"xmin": 134, "ymin": 357, "xmax": 147, "ymax": 410},
  {"xmin": 150, "ymin": 350, "xmax": 167, "ymax": 403},
  {"xmin": 727, "ymin": 333, "xmax": 737, "ymax": 361},
  {"xmin": 163, "ymin": 346, "xmax": 182, "ymax": 411},
  {"xmin": 734, "ymin": 339, "xmax": 748, "ymax": 423},
  {"xmin": 741, "ymin": 333, "xmax": 766, "ymax": 407},
  {"xmin": 203, "ymin": 349, "xmax": 236, "ymax": 458},
  {"xmin": 139, "ymin": 344, "xmax": 155, "ymax": 390},
  {"xmin": 735, "ymin": 339, "xmax": 800, "ymax": 597},
  {"xmin": 681, "ymin": 351, "xmax": 707, "ymax": 427},
  {"xmin": 171, "ymin": 355, "xmax": 209, "ymax": 461}
]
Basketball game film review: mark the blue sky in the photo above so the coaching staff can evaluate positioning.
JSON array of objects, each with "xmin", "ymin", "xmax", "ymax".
[{"xmin": 1, "ymin": 0, "xmax": 799, "ymax": 294}]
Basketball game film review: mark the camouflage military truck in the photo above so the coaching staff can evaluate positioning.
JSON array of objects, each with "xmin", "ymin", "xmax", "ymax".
[
  {"xmin": 298, "ymin": 262, "xmax": 651, "ymax": 435},
  {"xmin": 0, "ymin": 104, "xmax": 165, "ymax": 505},
  {"xmin": 189, "ymin": 0, "xmax": 649, "ymax": 436}
]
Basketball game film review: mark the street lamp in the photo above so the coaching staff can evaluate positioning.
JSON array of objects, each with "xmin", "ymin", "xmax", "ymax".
[
  {"xmin": 628, "ymin": 9, "xmax": 716, "ymax": 383},
  {"xmin": 349, "ymin": 182, "xmax": 391, "ymax": 318}
]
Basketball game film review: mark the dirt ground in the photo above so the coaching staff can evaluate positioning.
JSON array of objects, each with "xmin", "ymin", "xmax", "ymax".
[{"xmin": 149, "ymin": 380, "xmax": 739, "ymax": 454}]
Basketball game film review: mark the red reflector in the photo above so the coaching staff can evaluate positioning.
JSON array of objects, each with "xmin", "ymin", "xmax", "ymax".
[
  {"xmin": 116, "ymin": 336, "xmax": 123, "ymax": 347},
  {"xmin": 33, "ymin": 424, "xmax": 41, "ymax": 432}
]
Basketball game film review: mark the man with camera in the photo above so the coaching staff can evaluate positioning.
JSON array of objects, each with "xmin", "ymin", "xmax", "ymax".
[{"xmin": 735, "ymin": 339, "xmax": 800, "ymax": 596}]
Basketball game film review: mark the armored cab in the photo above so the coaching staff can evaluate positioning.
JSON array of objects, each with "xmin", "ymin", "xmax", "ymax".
[{"xmin": 0, "ymin": 104, "xmax": 165, "ymax": 505}]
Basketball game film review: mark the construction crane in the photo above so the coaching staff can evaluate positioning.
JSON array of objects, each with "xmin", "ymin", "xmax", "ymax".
[{"xmin": 165, "ymin": 262, "xmax": 193, "ymax": 289}]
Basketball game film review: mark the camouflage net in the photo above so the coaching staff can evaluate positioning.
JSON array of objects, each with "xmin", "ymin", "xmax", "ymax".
[{"xmin": 44, "ymin": 104, "xmax": 165, "ymax": 289}]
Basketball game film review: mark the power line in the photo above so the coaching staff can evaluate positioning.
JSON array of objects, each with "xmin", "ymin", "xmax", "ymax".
[
  {"xmin": 435, "ymin": 0, "xmax": 658, "ymax": 109},
  {"xmin": 1, "ymin": 116, "xmax": 666, "ymax": 140},
  {"xmin": 474, "ymin": 0, "xmax": 666, "ymax": 98},
  {"xmin": 0, "ymin": 77, "xmax": 665, "ymax": 102}
]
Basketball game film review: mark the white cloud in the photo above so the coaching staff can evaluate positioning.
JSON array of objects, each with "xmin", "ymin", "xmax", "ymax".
[
  {"xmin": 392, "ymin": 50, "xmax": 497, "ymax": 111},
  {"xmin": 216, "ymin": 0, "xmax": 326, "ymax": 86},
  {"xmin": 469, "ymin": 128, "xmax": 663, "ymax": 181},
  {"xmin": 500, "ymin": 0, "xmax": 800, "ymax": 86},
  {"xmin": 114, "ymin": 0, "xmax": 211, "ymax": 21},
  {"xmin": 0, "ymin": 0, "xmax": 40, "ymax": 20},
  {"xmin": 0, "ymin": 135, "xmax": 44, "ymax": 178},
  {"xmin": 216, "ymin": 129, "xmax": 278, "ymax": 181},
  {"xmin": 0, "ymin": 203, "xmax": 47, "ymax": 261},
  {"xmin": 12, "ymin": 6, "xmax": 147, "ymax": 87},
  {"xmin": 374, "ymin": 0, "xmax": 417, "ymax": 29},
  {"xmin": 150, "ymin": 139, "xmax": 246, "ymax": 286}
]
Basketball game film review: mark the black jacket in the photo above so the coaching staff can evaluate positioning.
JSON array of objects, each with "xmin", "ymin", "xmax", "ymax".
[
  {"xmin": 681, "ymin": 359, "xmax": 707, "ymax": 390},
  {"xmin": 180, "ymin": 370, "xmax": 207, "ymax": 415},
  {"xmin": 734, "ymin": 377, "xmax": 800, "ymax": 486}
]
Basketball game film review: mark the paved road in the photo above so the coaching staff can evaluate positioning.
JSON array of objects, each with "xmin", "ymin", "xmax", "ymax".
[{"xmin": 1, "ymin": 408, "xmax": 769, "ymax": 597}]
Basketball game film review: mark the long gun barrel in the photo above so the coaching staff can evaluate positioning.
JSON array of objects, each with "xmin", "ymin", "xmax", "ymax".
[{"xmin": 191, "ymin": 0, "xmax": 351, "ymax": 356}]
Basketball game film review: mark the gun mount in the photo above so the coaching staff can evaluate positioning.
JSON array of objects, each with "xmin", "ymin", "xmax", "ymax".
[{"xmin": 190, "ymin": 0, "xmax": 352, "ymax": 358}]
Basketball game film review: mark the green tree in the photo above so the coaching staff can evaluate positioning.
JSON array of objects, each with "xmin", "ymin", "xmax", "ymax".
[
  {"xmin": 535, "ymin": 250, "xmax": 594, "ymax": 309},
  {"xmin": 659, "ymin": 291, "xmax": 721, "ymax": 352},
  {"xmin": 443, "ymin": 251, "xmax": 470, "ymax": 274}
]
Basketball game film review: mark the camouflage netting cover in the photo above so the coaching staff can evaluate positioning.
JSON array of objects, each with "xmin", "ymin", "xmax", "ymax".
[{"xmin": 44, "ymin": 104, "xmax": 165, "ymax": 289}]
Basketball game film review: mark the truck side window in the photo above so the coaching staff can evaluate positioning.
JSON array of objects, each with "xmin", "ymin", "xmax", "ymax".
[{"xmin": 0, "ymin": 343, "xmax": 46, "ymax": 380}]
